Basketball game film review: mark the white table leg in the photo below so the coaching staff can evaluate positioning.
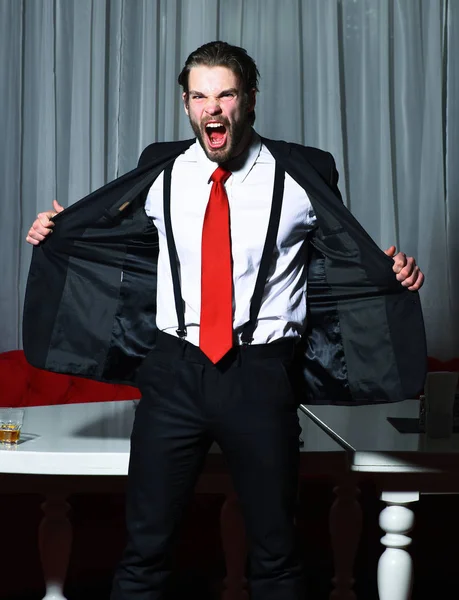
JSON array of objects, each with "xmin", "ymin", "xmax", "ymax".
[
  {"xmin": 329, "ymin": 478, "xmax": 362, "ymax": 600},
  {"xmin": 378, "ymin": 491, "xmax": 418, "ymax": 600},
  {"xmin": 39, "ymin": 493, "xmax": 72, "ymax": 600}
]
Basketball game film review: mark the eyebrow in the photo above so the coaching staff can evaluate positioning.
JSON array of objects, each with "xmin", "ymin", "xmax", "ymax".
[{"xmin": 188, "ymin": 88, "xmax": 238, "ymax": 97}]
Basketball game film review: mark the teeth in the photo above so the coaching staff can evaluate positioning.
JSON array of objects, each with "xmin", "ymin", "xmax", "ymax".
[{"xmin": 206, "ymin": 123, "xmax": 224, "ymax": 128}]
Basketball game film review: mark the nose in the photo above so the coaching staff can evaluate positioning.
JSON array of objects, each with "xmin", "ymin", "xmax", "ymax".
[{"xmin": 204, "ymin": 96, "xmax": 222, "ymax": 115}]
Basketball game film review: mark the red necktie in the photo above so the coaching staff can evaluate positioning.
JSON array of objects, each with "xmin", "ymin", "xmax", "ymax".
[{"xmin": 200, "ymin": 166, "xmax": 233, "ymax": 363}]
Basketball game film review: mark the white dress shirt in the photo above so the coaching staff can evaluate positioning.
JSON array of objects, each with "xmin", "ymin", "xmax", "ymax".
[{"xmin": 144, "ymin": 132, "xmax": 317, "ymax": 346}]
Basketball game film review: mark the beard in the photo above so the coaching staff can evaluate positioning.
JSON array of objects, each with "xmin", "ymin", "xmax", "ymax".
[{"xmin": 188, "ymin": 106, "xmax": 251, "ymax": 164}]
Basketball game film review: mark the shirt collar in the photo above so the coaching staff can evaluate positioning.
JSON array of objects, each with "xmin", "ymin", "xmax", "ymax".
[{"xmin": 224, "ymin": 131, "xmax": 262, "ymax": 184}]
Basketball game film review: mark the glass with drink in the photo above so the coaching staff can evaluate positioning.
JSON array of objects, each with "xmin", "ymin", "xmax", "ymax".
[{"xmin": 0, "ymin": 408, "xmax": 25, "ymax": 445}]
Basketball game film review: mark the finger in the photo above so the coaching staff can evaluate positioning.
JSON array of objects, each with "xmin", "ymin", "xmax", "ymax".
[
  {"xmin": 384, "ymin": 245, "xmax": 397, "ymax": 257},
  {"xmin": 396, "ymin": 256, "xmax": 416, "ymax": 281},
  {"xmin": 26, "ymin": 229, "xmax": 46, "ymax": 245},
  {"xmin": 401, "ymin": 266, "xmax": 420, "ymax": 287},
  {"xmin": 407, "ymin": 270, "xmax": 425, "ymax": 291},
  {"xmin": 25, "ymin": 234, "xmax": 40, "ymax": 246},
  {"xmin": 36, "ymin": 212, "xmax": 56, "ymax": 228},
  {"xmin": 392, "ymin": 252, "xmax": 407, "ymax": 274},
  {"xmin": 29, "ymin": 226, "xmax": 47, "ymax": 240},
  {"xmin": 33, "ymin": 218, "xmax": 54, "ymax": 236},
  {"xmin": 53, "ymin": 199, "xmax": 64, "ymax": 213}
]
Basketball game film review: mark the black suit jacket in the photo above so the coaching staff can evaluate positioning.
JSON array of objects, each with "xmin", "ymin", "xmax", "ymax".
[{"xmin": 23, "ymin": 136, "xmax": 427, "ymax": 404}]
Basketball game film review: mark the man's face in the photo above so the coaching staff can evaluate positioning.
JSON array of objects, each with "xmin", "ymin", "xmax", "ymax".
[{"xmin": 183, "ymin": 65, "xmax": 256, "ymax": 163}]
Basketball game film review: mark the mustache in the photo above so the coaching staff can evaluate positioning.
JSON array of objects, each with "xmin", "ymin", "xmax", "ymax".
[{"xmin": 202, "ymin": 117, "xmax": 230, "ymax": 128}]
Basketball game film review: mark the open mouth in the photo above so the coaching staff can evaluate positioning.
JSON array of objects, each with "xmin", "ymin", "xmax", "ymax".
[{"xmin": 205, "ymin": 121, "xmax": 228, "ymax": 149}]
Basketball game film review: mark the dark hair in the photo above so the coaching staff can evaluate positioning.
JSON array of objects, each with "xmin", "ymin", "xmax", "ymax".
[{"xmin": 178, "ymin": 41, "xmax": 260, "ymax": 124}]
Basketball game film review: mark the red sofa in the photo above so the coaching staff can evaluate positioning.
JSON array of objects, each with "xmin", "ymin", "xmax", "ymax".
[
  {"xmin": 0, "ymin": 349, "xmax": 140, "ymax": 407},
  {"xmin": 0, "ymin": 349, "xmax": 457, "ymax": 408}
]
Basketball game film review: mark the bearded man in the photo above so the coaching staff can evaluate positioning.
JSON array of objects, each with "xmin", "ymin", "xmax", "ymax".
[{"xmin": 25, "ymin": 41, "xmax": 426, "ymax": 600}]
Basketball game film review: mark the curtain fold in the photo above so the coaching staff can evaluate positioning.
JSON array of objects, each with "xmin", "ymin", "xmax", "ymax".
[
  {"xmin": 1, "ymin": 0, "xmax": 457, "ymax": 359},
  {"xmin": 0, "ymin": 0, "xmax": 23, "ymax": 351},
  {"xmin": 445, "ymin": 0, "xmax": 459, "ymax": 356}
]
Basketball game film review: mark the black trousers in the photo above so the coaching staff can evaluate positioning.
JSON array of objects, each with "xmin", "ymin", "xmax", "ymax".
[{"xmin": 111, "ymin": 331, "xmax": 304, "ymax": 600}]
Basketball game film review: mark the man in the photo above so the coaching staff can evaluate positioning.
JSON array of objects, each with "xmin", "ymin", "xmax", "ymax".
[{"xmin": 25, "ymin": 42, "xmax": 426, "ymax": 600}]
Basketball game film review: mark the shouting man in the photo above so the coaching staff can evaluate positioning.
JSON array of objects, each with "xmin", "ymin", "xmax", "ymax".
[{"xmin": 25, "ymin": 41, "xmax": 426, "ymax": 600}]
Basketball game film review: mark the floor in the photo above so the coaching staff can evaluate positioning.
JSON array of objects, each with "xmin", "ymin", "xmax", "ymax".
[{"xmin": 3, "ymin": 482, "xmax": 459, "ymax": 599}]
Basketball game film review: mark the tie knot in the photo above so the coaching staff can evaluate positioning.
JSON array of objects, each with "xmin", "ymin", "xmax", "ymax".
[{"xmin": 210, "ymin": 166, "xmax": 231, "ymax": 185}]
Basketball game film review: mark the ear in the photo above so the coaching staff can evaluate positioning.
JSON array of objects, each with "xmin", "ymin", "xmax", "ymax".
[
  {"xmin": 247, "ymin": 88, "xmax": 257, "ymax": 113},
  {"xmin": 182, "ymin": 92, "xmax": 189, "ymax": 116}
]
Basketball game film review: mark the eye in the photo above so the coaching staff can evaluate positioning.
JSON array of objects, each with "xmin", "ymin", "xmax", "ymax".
[{"xmin": 191, "ymin": 94, "xmax": 204, "ymax": 100}]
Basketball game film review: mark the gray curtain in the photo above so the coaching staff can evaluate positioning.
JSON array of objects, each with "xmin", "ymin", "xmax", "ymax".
[{"xmin": 1, "ymin": 0, "xmax": 458, "ymax": 359}]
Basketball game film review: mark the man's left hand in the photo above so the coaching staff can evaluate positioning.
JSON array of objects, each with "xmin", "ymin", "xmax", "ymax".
[{"xmin": 384, "ymin": 246, "xmax": 424, "ymax": 291}]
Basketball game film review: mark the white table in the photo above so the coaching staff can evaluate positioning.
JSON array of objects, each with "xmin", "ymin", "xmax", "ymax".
[
  {"xmin": 300, "ymin": 399, "xmax": 459, "ymax": 600},
  {"xmin": 0, "ymin": 401, "xmax": 345, "ymax": 600}
]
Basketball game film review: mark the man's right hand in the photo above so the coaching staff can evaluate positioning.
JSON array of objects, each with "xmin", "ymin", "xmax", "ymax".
[{"xmin": 26, "ymin": 200, "xmax": 64, "ymax": 245}]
